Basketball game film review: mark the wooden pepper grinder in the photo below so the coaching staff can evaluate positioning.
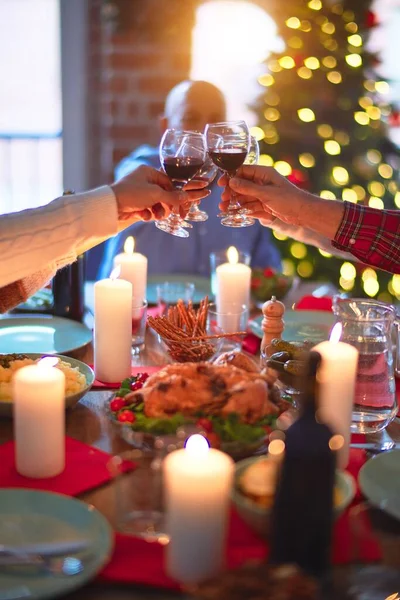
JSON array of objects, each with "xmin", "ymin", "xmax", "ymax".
[{"xmin": 261, "ymin": 296, "xmax": 285, "ymax": 358}]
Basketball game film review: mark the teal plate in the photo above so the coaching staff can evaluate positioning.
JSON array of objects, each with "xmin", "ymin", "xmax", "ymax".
[
  {"xmin": 0, "ymin": 489, "xmax": 113, "ymax": 599},
  {"xmin": 249, "ymin": 309, "xmax": 334, "ymax": 344},
  {"xmin": 146, "ymin": 274, "xmax": 212, "ymax": 305},
  {"xmin": 359, "ymin": 449, "xmax": 400, "ymax": 521},
  {"xmin": 0, "ymin": 315, "xmax": 92, "ymax": 355}
]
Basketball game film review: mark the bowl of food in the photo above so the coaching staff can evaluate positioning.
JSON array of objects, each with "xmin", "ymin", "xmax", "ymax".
[
  {"xmin": 0, "ymin": 353, "xmax": 94, "ymax": 417},
  {"xmin": 148, "ymin": 297, "xmax": 234, "ymax": 363},
  {"xmin": 262, "ymin": 338, "xmax": 313, "ymax": 397},
  {"xmin": 231, "ymin": 456, "xmax": 356, "ymax": 538},
  {"xmin": 106, "ymin": 352, "xmax": 292, "ymax": 460},
  {"xmin": 251, "ymin": 268, "xmax": 294, "ymax": 303}
]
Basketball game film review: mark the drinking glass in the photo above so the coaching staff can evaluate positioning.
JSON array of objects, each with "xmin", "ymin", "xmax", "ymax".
[
  {"xmin": 209, "ymin": 249, "xmax": 251, "ymax": 297},
  {"xmin": 131, "ymin": 299, "xmax": 147, "ymax": 355},
  {"xmin": 156, "ymin": 130, "xmax": 206, "ymax": 238},
  {"xmin": 207, "ymin": 302, "xmax": 249, "ymax": 352},
  {"xmin": 156, "ymin": 282, "xmax": 195, "ymax": 312},
  {"xmin": 205, "ymin": 120, "xmax": 254, "ymax": 228},
  {"xmin": 332, "ymin": 297, "xmax": 398, "ymax": 434},
  {"xmin": 108, "ymin": 439, "xmax": 184, "ymax": 542}
]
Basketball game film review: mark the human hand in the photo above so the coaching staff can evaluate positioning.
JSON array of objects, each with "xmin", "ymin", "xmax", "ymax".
[
  {"xmin": 218, "ymin": 165, "xmax": 312, "ymax": 227},
  {"xmin": 112, "ymin": 165, "xmax": 210, "ymax": 222}
]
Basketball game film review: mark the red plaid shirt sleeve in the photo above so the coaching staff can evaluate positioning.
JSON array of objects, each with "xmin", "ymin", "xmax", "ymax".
[{"xmin": 332, "ymin": 202, "xmax": 400, "ymax": 274}]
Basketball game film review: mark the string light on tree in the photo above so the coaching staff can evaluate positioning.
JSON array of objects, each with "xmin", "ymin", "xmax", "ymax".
[{"xmin": 255, "ymin": 0, "xmax": 398, "ymax": 299}]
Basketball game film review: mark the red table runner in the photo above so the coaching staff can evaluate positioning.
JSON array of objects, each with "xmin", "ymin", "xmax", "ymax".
[
  {"xmin": 0, "ymin": 436, "xmax": 133, "ymax": 496},
  {"xmin": 98, "ymin": 448, "xmax": 381, "ymax": 590}
]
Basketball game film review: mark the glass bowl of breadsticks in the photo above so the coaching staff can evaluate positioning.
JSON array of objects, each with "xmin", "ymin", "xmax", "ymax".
[{"xmin": 148, "ymin": 297, "xmax": 246, "ymax": 363}]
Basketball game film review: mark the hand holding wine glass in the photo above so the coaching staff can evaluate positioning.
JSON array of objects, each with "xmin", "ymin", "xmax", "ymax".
[
  {"xmin": 205, "ymin": 120, "xmax": 254, "ymax": 228},
  {"xmin": 157, "ymin": 130, "xmax": 206, "ymax": 238}
]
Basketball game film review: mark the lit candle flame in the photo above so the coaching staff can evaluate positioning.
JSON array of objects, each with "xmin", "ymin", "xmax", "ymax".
[
  {"xmin": 329, "ymin": 322, "xmax": 342, "ymax": 344},
  {"xmin": 227, "ymin": 246, "xmax": 239, "ymax": 265},
  {"xmin": 124, "ymin": 236, "xmax": 135, "ymax": 255},
  {"xmin": 185, "ymin": 434, "xmax": 210, "ymax": 456},
  {"xmin": 268, "ymin": 439, "xmax": 285, "ymax": 457},
  {"xmin": 38, "ymin": 357, "xmax": 58, "ymax": 368},
  {"xmin": 110, "ymin": 265, "xmax": 121, "ymax": 280}
]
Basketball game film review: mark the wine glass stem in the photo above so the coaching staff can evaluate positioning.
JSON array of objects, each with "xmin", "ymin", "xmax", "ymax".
[{"xmin": 227, "ymin": 173, "xmax": 241, "ymax": 211}]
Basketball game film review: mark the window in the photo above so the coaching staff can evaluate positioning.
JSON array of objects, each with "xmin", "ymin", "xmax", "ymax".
[
  {"xmin": 191, "ymin": 1, "xmax": 282, "ymax": 125},
  {"xmin": 0, "ymin": 0, "xmax": 62, "ymax": 214}
]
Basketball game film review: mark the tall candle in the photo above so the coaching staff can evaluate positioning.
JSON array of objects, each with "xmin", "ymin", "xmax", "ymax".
[
  {"xmin": 113, "ymin": 236, "xmax": 148, "ymax": 305},
  {"xmin": 13, "ymin": 358, "xmax": 65, "ymax": 478},
  {"xmin": 164, "ymin": 435, "xmax": 234, "ymax": 585},
  {"xmin": 94, "ymin": 269, "xmax": 132, "ymax": 383},
  {"xmin": 313, "ymin": 323, "xmax": 359, "ymax": 469},
  {"xmin": 216, "ymin": 246, "xmax": 251, "ymax": 332}
]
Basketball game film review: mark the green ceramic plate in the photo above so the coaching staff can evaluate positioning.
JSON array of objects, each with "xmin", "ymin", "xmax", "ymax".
[
  {"xmin": 0, "ymin": 354, "xmax": 95, "ymax": 417},
  {"xmin": 0, "ymin": 315, "xmax": 92, "ymax": 355},
  {"xmin": 249, "ymin": 309, "xmax": 335, "ymax": 343},
  {"xmin": 359, "ymin": 449, "xmax": 400, "ymax": 521},
  {"xmin": 0, "ymin": 489, "xmax": 113, "ymax": 599},
  {"xmin": 146, "ymin": 274, "xmax": 212, "ymax": 305}
]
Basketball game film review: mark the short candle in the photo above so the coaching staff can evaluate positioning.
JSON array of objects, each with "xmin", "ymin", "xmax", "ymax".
[
  {"xmin": 94, "ymin": 268, "xmax": 132, "ymax": 383},
  {"xmin": 164, "ymin": 434, "xmax": 234, "ymax": 585},
  {"xmin": 13, "ymin": 358, "xmax": 65, "ymax": 478},
  {"xmin": 113, "ymin": 236, "xmax": 148, "ymax": 306},
  {"xmin": 215, "ymin": 246, "xmax": 251, "ymax": 332}
]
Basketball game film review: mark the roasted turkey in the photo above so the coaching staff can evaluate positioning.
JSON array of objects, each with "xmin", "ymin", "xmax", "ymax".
[{"xmin": 124, "ymin": 359, "xmax": 282, "ymax": 424}]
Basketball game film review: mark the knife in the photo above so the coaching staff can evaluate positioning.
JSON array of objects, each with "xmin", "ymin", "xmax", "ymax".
[{"xmin": 0, "ymin": 540, "xmax": 90, "ymax": 558}]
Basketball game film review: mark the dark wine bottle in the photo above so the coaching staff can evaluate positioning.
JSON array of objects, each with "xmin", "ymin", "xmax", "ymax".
[
  {"xmin": 269, "ymin": 350, "xmax": 336, "ymax": 579},
  {"xmin": 52, "ymin": 190, "xmax": 85, "ymax": 322}
]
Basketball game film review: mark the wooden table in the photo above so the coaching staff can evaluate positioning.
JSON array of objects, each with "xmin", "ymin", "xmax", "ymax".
[{"xmin": 0, "ymin": 329, "xmax": 399, "ymax": 599}]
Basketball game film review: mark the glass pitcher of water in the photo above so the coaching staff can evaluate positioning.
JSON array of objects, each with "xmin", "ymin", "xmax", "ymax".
[{"xmin": 333, "ymin": 297, "xmax": 398, "ymax": 434}]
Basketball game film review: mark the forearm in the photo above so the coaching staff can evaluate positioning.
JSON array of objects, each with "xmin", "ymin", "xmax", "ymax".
[
  {"xmin": 298, "ymin": 194, "xmax": 346, "ymax": 240},
  {"xmin": 0, "ymin": 186, "xmax": 118, "ymax": 288},
  {"xmin": 0, "ymin": 266, "xmax": 55, "ymax": 313},
  {"xmin": 261, "ymin": 218, "xmax": 356, "ymax": 261}
]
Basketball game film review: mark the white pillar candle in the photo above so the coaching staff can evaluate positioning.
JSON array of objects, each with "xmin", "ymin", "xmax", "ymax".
[
  {"xmin": 113, "ymin": 236, "xmax": 148, "ymax": 306},
  {"xmin": 94, "ymin": 271, "xmax": 132, "ymax": 383},
  {"xmin": 216, "ymin": 247, "xmax": 251, "ymax": 332},
  {"xmin": 13, "ymin": 358, "xmax": 65, "ymax": 478},
  {"xmin": 313, "ymin": 323, "xmax": 359, "ymax": 469},
  {"xmin": 164, "ymin": 435, "xmax": 234, "ymax": 585}
]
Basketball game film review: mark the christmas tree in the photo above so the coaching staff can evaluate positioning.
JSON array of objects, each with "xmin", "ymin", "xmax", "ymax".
[{"xmin": 253, "ymin": 0, "xmax": 400, "ymax": 302}]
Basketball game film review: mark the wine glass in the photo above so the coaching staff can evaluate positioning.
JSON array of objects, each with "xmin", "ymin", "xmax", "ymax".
[
  {"xmin": 185, "ymin": 133, "xmax": 223, "ymax": 223},
  {"xmin": 184, "ymin": 159, "xmax": 218, "ymax": 222},
  {"xmin": 205, "ymin": 120, "xmax": 254, "ymax": 228},
  {"xmin": 156, "ymin": 130, "xmax": 206, "ymax": 238},
  {"xmin": 245, "ymin": 135, "xmax": 260, "ymax": 165},
  {"xmin": 238, "ymin": 135, "xmax": 260, "ymax": 215}
]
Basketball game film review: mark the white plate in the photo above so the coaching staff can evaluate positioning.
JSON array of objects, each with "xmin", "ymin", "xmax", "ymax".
[
  {"xmin": 358, "ymin": 449, "xmax": 400, "ymax": 521},
  {"xmin": 0, "ymin": 315, "xmax": 92, "ymax": 354},
  {"xmin": 249, "ymin": 309, "xmax": 334, "ymax": 343}
]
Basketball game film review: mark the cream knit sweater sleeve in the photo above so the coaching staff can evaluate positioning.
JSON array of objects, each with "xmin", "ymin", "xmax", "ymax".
[{"xmin": 0, "ymin": 186, "xmax": 118, "ymax": 288}]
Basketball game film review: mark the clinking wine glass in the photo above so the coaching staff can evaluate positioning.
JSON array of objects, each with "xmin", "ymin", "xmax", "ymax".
[
  {"xmin": 156, "ymin": 129, "xmax": 206, "ymax": 238},
  {"xmin": 205, "ymin": 120, "xmax": 254, "ymax": 228},
  {"xmin": 185, "ymin": 133, "xmax": 223, "ymax": 223},
  {"xmin": 238, "ymin": 135, "xmax": 260, "ymax": 216},
  {"xmin": 185, "ymin": 158, "xmax": 218, "ymax": 222}
]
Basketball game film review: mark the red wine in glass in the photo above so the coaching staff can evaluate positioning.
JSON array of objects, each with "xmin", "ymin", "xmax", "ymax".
[
  {"xmin": 208, "ymin": 149, "xmax": 247, "ymax": 174},
  {"xmin": 162, "ymin": 157, "xmax": 204, "ymax": 189}
]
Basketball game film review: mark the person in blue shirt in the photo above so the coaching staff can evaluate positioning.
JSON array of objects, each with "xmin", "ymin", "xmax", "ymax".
[{"xmin": 98, "ymin": 80, "xmax": 281, "ymax": 279}]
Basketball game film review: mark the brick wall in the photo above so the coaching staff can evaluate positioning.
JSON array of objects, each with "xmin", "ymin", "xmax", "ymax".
[{"xmin": 87, "ymin": 0, "xmax": 196, "ymax": 187}]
